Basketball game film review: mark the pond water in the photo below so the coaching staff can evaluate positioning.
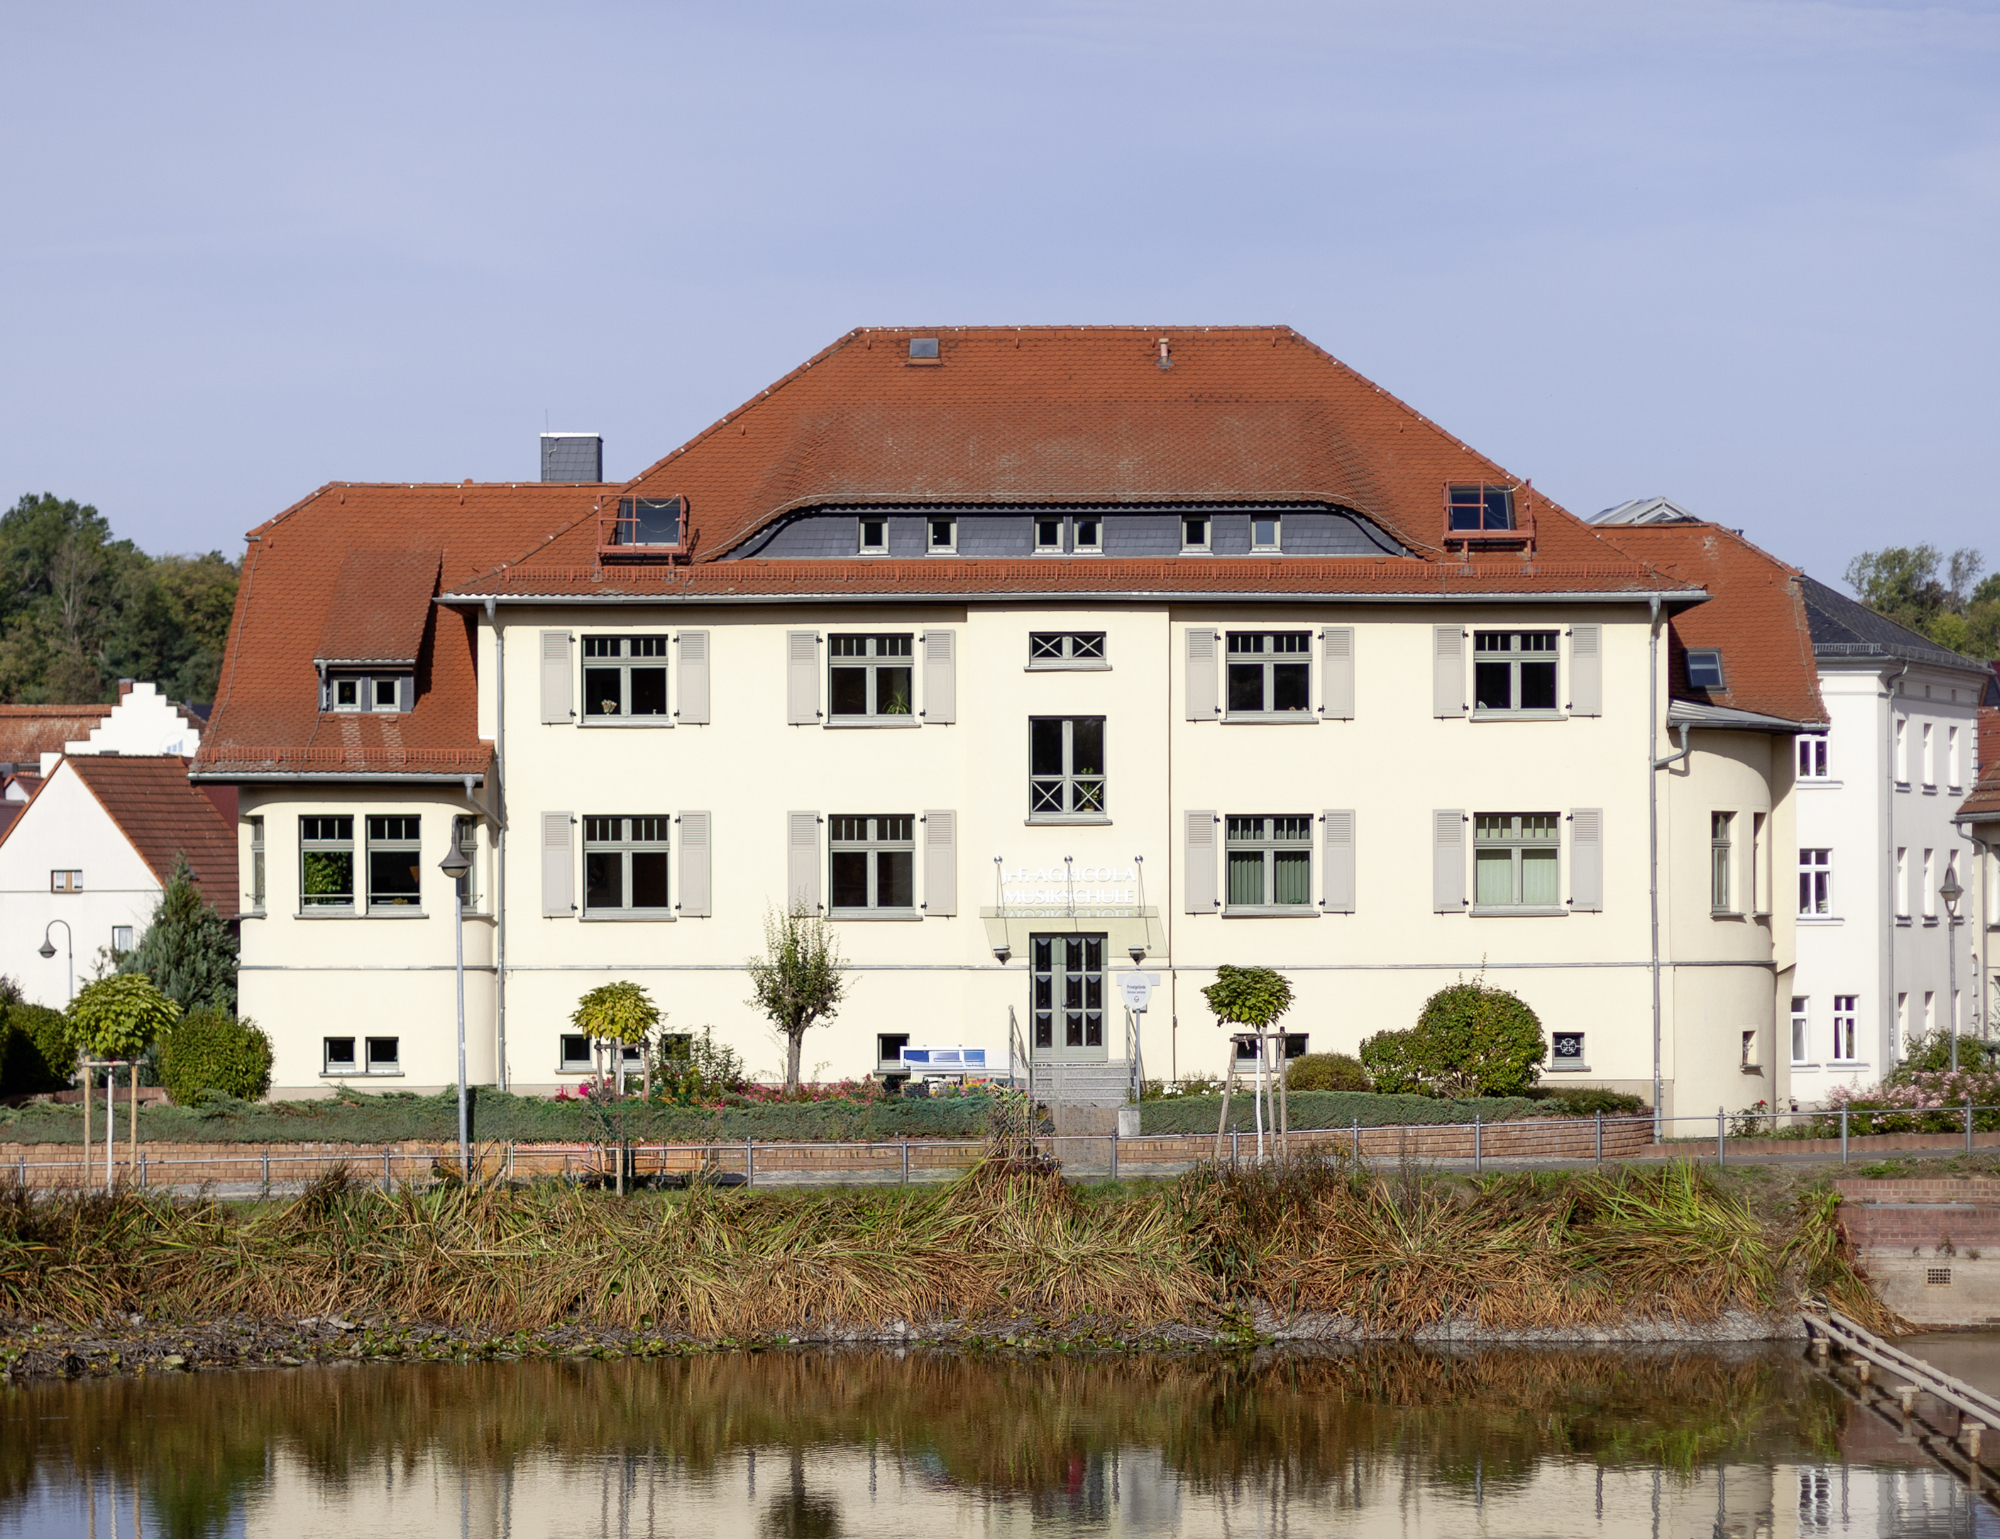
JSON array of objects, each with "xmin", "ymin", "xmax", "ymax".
[{"xmin": 1, "ymin": 1346, "xmax": 1994, "ymax": 1538}]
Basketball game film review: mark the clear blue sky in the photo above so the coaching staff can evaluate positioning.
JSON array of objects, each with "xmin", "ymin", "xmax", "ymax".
[{"xmin": 3, "ymin": 1, "xmax": 1995, "ymax": 589}]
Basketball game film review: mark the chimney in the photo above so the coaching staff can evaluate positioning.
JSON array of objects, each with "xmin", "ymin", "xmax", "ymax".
[
  {"xmin": 118, "ymin": 678, "xmax": 135, "ymax": 699},
  {"xmin": 540, "ymin": 433, "xmax": 603, "ymax": 483}
]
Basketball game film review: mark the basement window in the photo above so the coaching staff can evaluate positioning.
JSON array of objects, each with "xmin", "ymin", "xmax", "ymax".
[{"xmin": 559, "ymin": 1034, "xmax": 592, "ymax": 1072}]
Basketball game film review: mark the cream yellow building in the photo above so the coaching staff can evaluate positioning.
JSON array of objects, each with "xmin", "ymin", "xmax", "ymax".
[{"xmin": 196, "ymin": 327, "xmax": 1825, "ymax": 1122}]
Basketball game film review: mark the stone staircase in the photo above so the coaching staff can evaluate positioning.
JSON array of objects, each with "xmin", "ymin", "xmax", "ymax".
[{"xmin": 1029, "ymin": 1059, "xmax": 1135, "ymax": 1109}]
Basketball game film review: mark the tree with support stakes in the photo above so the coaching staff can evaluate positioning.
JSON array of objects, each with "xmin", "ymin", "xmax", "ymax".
[
  {"xmin": 1202, "ymin": 965, "xmax": 1296, "ymax": 1162},
  {"xmin": 570, "ymin": 980, "xmax": 660, "ymax": 1195},
  {"xmin": 68, "ymin": 974, "xmax": 180, "ymax": 1185},
  {"xmin": 747, "ymin": 901, "xmax": 848, "ymax": 1092}
]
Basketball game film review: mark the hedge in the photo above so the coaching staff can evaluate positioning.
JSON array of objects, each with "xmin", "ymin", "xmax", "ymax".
[
  {"xmin": 1139, "ymin": 1090, "xmax": 1538, "ymax": 1135},
  {"xmin": 0, "ymin": 1004, "xmax": 73, "ymax": 1097},
  {"xmin": 158, "ymin": 1010, "xmax": 274, "ymax": 1104}
]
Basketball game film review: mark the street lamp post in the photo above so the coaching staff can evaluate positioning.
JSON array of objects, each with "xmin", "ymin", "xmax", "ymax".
[
  {"xmin": 1943, "ymin": 874, "xmax": 1966, "ymax": 1073},
  {"xmin": 36, "ymin": 919, "xmax": 73, "ymax": 1005},
  {"xmin": 439, "ymin": 844, "xmax": 472, "ymax": 1179}
]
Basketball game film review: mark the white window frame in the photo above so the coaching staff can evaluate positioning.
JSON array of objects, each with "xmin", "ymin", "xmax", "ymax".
[
  {"xmin": 1028, "ymin": 716, "xmax": 1107, "ymax": 823},
  {"xmin": 579, "ymin": 634, "xmax": 671, "ymax": 723},
  {"xmin": 1250, "ymin": 512, "xmax": 1282, "ymax": 552},
  {"xmin": 324, "ymin": 1035, "xmax": 401, "ymax": 1076},
  {"xmin": 1922, "ymin": 722, "xmax": 1936, "ymax": 789},
  {"xmin": 1923, "ymin": 848, "xmax": 1937, "ymax": 921},
  {"xmin": 1790, "ymin": 997, "xmax": 1810, "ymax": 1065},
  {"xmin": 1799, "ymin": 848, "xmax": 1833, "ymax": 917},
  {"xmin": 827, "ymin": 633, "xmax": 916, "ymax": 721},
  {"xmin": 1895, "ymin": 717, "xmax": 1909, "ymax": 785},
  {"xmin": 365, "ymin": 815, "xmax": 423, "ymax": 913},
  {"xmin": 1033, "ymin": 515, "xmax": 1066, "ymax": 554},
  {"xmin": 248, "ymin": 815, "xmax": 266, "ymax": 913},
  {"xmin": 581, "ymin": 815, "xmax": 673, "ymax": 919},
  {"xmin": 1711, "ymin": 812, "xmax": 1735, "ymax": 915},
  {"xmin": 858, "ymin": 516, "xmax": 889, "ymax": 555},
  {"xmin": 300, "ymin": 815, "xmax": 355, "ymax": 911},
  {"xmin": 1224, "ymin": 631, "xmax": 1313, "ymax": 719},
  {"xmin": 1948, "ymin": 724, "xmax": 1962, "ymax": 790},
  {"xmin": 1471, "ymin": 630, "xmax": 1561, "ymax": 716},
  {"xmin": 50, "ymin": 870, "xmax": 82, "ymax": 894},
  {"xmin": 828, "ymin": 814, "xmax": 918, "ymax": 916},
  {"xmin": 327, "ymin": 672, "xmax": 407, "ymax": 714},
  {"xmin": 926, "ymin": 514, "xmax": 956, "ymax": 555},
  {"xmin": 1797, "ymin": 736, "xmax": 1829, "ymax": 780},
  {"xmin": 1027, "ymin": 631, "xmax": 1109, "ymax": 671},
  {"xmin": 1686, "ymin": 649, "xmax": 1725, "ymax": 689},
  {"xmin": 1471, "ymin": 813, "xmax": 1563, "ymax": 915},
  {"xmin": 1223, "ymin": 815, "xmax": 1315, "ymax": 913},
  {"xmin": 558, "ymin": 1033, "xmax": 594, "ymax": 1073},
  {"xmin": 1833, "ymin": 997, "xmax": 1859, "ymax": 1063},
  {"xmin": 111, "ymin": 925, "xmax": 134, "ymax": 954},
  {"xmin": 1071, "ymin": 513, "xmax": 1102, "ymax": 554},
  {"xmin": 1181, "ymin": 512, "xmax": 1211, "ymax": 553}
]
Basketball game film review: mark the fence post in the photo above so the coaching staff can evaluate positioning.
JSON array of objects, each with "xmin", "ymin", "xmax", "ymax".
[
  {"xmin": 1351, "ymin": 1116, "xmax": 1360, "ymax": 1164},
  {"xmin": 1841, "ymin": 1105, "xmax": 1849, "ymax": 1165},
  {"xmin": 383, "ymin": 1148, "xmax": 392, "ymax": 1191},
  {"xmin": 15, "ymin": 1153, "xmax": 22, "ymax": 1186},
  {"xmin": 1231, "ymin": 1129, "xmax": 1240, "ymax": 1169},
  {"xmin": 1110, "ymin": 1132, "xmax": 1119, "ymax": 1183},
  {"xmin": 745, "ymin": 1137, "xmax": 754, "ymax": 1188},
  {"xmin": 1717, "ymin": 1107, "xmax": 1726, "ymax": 1167},
  {"xmin": 901, "ymin": 1142, "xmax": 910, "ymax": 1186},
  {"xmin": 1473, "ymin": 1114, "xmax": 1482, "ymax": 1176},
  {"xmin": 1595, "ymin": 1111, "xmax": 1603, "ymax": 1167},
  {"xmin": 139, "ymin": 1152, "xmax": 147, "ymax": 1190},
  {"xmin": 261, "ymin": 1147, "xmax": 270, "ymax": 1197},
  {"xmin": 1968, "ymin": 1099, "xmax": 1975, "ymax": 1156}
]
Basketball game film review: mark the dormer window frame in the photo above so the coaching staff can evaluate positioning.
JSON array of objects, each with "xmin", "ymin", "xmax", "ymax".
[
  {"xmin": 599, "ymin": 496, "xmax": 685, "ymax": 560},
  {"xmin": 322, "ymin": 668, "xmax": 413, "ymax": 714},
  {"xmin": 1443, "ymin": 482, "xmax": 1535, "ymax": 553},
  {"xmin": 1686, "ymin": 648, "xmax": 1726, "ymax": 690}
]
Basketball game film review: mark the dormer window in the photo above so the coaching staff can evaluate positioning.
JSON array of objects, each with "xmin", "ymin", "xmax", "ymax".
[
  {"xmin": 859, "ymin": 517, "xmax": 889, "ymax": 555},
  {"xmin": 1448, "ymin": 484, "xmax": 1515, "ymax": 532},
  {"xmin": 1686, "ymin": 649, "xmax": 1725, "ymax": 689},
  {"xmin": 326, "ymin": 673, "xmax": 411, "ymax": 713},
  {"xmin": 608, "ymin": 497, "xmax": 682, "ymax": 548},
  {"xmin": 1251, "ymin": 514, "xmax": 1281, "ymax": 551}
]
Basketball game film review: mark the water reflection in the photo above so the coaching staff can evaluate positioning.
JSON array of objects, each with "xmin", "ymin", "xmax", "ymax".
[{"xmin": 0, "ymin": 1346, "xmax": 1994, "ymax": 1537}]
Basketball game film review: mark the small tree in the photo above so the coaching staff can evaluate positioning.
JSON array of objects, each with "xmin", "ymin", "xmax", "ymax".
[
  {"xmin": 747, "ymin": 902, "xmax": 848, "ymax": 1091},
  {"xmin": 119, "ymin": 854, "xmax": 238, "ymax": 1013},
  {"xmin": 571, "ymin": 981, "xmax": 661, "ymax": 1095},
  {"xmin": 1201, "ymin": 965, "xmax": 1295, "ymax": 1033},
  {"xmin": 69, "ymin": 974, "xmax": 181, "ymax": 1064}
]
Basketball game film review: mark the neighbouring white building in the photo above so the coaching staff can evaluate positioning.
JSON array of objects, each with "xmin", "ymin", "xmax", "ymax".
[
  {"xmin": 193, "ymin": 327, "xmax": 1828, "ymax": 1118},
  {"xmin": 1955, "ymin": 685, "xmax": 2000, "ymax": 1046}
]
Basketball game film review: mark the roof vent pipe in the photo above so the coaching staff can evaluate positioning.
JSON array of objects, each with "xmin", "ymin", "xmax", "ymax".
[
  {"xmin": 1157, "ymin": 338, "xmax": 1172, "ymax": 370},
  {"xmin": 540, "ymin": 433, "xmax": 602, "ymax": 483}
]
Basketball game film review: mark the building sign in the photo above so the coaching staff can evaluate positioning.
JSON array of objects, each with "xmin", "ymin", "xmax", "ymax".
[{"xmin": 995, "ymin": 859, "xmax": 1144, "ymax": 918}]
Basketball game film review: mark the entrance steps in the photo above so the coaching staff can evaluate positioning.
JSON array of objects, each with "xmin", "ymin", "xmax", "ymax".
[{"xmin": 1030, "ymin": 1059, "xmax": 1134, "ymax": 1109}]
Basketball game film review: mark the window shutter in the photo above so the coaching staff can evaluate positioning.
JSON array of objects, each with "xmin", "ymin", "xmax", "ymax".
[
  {"xmin": 541, "ymin": 812, "xmax": 573, "ymax": 916},
  {"xmin": 677, "ymin": 630, "xmax": 710, "ymax": 724},
  {"xmin": 1185, "ymin": 810, "xmax": 1217, "ymax": 913},
  {"xmin": 1432, "ymin": 809, "xmax": 1465, "ymax": 912},
  {"xmin": 1323, "ymin": 809, "xmax": 1355, "ymax": 913},
  {"xmin": 397, "ymin": 674, "xmax": 415, "ymax": 713},
  {"xmin": 1185, "ymin": 630, "xmax": 1218, "ymax": 720},
  {"xmin": 1570, "ymin": 807, "xmax": 1603, "ymax": 912},
  {"xmin": 922, "ymin": 630, "xmax": 956, "ymax": 724},
  {"xmin": 787, "ymin": 811, "xmax": 820, "ymax": 911},
  {"xmin": 923, "ymin": 809, "xmax": 957, "ymax": 916},
  {"xmin": 678, "ymin": 811, "xmax": 711, "ymax": 917},
  {"xmin": 539, "ymin": 631, "xmax": 572, "ymax": 724},
  {"xmin": 786, "ymin": 631, "xmax": 819, "ymax": 725},
  {"xmin": 1432, "ymin": 627, "xmax": 1463, "ymax": 718},
  {"xmin": 1320, "ymin": 627, "xmax": 1354, "ymax": 720},
  {"xmin": 1569, "ymin": 624, "xmax": 1601, "ymax": 717}
]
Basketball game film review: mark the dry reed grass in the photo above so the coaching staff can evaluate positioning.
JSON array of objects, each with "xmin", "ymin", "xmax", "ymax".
[{"xmin": 0, "ymin": 1155, "xmax": 1880, "ymax": 1338}]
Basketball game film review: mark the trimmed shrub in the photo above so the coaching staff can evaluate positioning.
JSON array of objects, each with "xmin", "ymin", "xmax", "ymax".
[
  {"xmin": 1523, "ymin": 1087, "xmax": 1649, "ymax": 1117},
  {"xmin": 1140, "ymin": 1089, "xmax": 1535, "ymax": 1135},
  {"xmin": 158, "ymin": 1010, "xmax": 274, "ymax": 1105},
  {"xmin": 1285, "ymin": 1052, "xmax": 1371, "ymax": 1093},
  {"xmin": 1361, "ymin": 979, "xmax": 1547, "ymax": 1098},
  {"xmin": 0, "ymin": 1003, "xmax": 75, "ymax": 1096}
]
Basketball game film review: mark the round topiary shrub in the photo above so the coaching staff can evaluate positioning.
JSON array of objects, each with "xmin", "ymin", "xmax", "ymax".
[
  {"xmin": 158, "ymin": 1009, "xmax": 274, "ymax": 1105},
  {"xmin": 0, "ymin": 1002, "xmax": 76, "ymax": 1095},
  {"xmin": 1285, "ymin": 1052, "xmax": 1371, "ymax": 1093},
  {"xmin": 1360, "ymin": 979, "xmax": 1547, "ymax": 1098}
]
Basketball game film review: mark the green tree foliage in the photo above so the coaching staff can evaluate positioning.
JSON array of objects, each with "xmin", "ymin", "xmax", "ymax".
[
  {"xmin": 1200, "ymin": 965, "xmax": 1296, "ymax": 1030},
  {"xmin": 68, "ymin": 974, "xmax": 181, "ymax": 1061},
  {"xmin": 158, "ymin": 1008, "xmax": 274, "ymax": 1104},
  {"xmin": 1360, "ymin": 977, "xmax": 1548, "ymax": 1098},
  {"xmin": 0, "ymin": 996, "xmax": 75, "ymax": 1094},
  {"xmin": 1844, "ymin": 543, "xmax": 2000, "ymax": 661},
  {"xmin": 571, "ymin": 980, "xmax": 662, "ymax": 1048},
  {"xmin": 1285, "ymin": 1052, "xmax": 1372, "ymax": 1092},
  {"xmin": 746, "ymin": 903, "xmax": 849, "ymax": 1090},
  {"xmin": 118, "ymin": 854, "xmax": 238, "ymax": 1012},
  {"xmin": 0, "ymin": 493, "xmax": 239, "ymax": 704},
  {"xmin": 653, "ymin": 1027, "xmax": 747, "ymax": 1105}
]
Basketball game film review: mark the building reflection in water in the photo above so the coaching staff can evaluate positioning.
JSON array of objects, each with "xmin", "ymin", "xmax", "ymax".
[{"xmin": 3, "ymin": 1347, "xmax": 1999, "ymax": 1538}]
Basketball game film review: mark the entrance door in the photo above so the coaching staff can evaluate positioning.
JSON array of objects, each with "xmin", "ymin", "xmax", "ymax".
[{"xmin": 1031, "ymin": 933, "xmax": 1107, "ymax": 1061}]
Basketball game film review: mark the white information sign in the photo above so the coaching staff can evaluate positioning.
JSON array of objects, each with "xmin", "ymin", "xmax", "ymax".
[{"xmin": 1120, "ymin": 972, "xmax": 1162, "ymax": 1013}]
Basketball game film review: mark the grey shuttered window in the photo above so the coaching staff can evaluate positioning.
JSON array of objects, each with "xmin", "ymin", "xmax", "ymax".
[
  {"xmin": 678, "ymin": 811, "xmax": 712, "ymax": 916},
  {"xmin": 922, "ymin": 630, "xmax": 956, "ymax": 724},
  {"xmin": 786, "ymin": 631, "xmax": 820, "ymax": 724},
  {"xmin": 1322, "ymin": 809, "xmax": 1356, "ymax": 913},
  {"xmin": 923, "ymin": 809, "xmax": 957, "ymax": 915},
  {"xmin": 539, "ymin": 631, "xmax": 572, "ymax": 723},
  {"xmin": 1570, "ymin": 807, "xmax": 1603, "ymax": 912},
  {"xmin": 1569, "ymin": 624, "xmax": 1601, "ymax": 717},
  {"xmin": 787, "ymin": 811, "xmax": 821, "ymax": 910},
  {"xmin": 1185, "ymin": 809, "xmax": 1217, "ymax": 913},
  {"xmin": 677, "ymin": 630, "xmax": 710, "ymax": 724},
  {"xmin": 1185, "ymin": 630, "xmax": 1218, "ymax": 720},
  {"xmin": 1432, "ymin": 626, "xmax": 1463, "ymax": 718},
  {"xmin": 541, "ymin": 812, "xmax": 574, "ymax": 916},
  {"xmin": 1320, "ymin": 627, "xmax": 1354, "ymax": 720},
  {"xmin": 1432, "ymin": 809, "xmax": 1465, "ymax": 912}
]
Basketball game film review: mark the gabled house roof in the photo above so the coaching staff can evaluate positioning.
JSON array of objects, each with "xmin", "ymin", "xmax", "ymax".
[
  {"xmin": 0, "ymin": 755, "xmax": 237, "ymax": 903},
  {"xmin": 0, "ymin": 705, "xmax": 113, "ymax": 766},
  {"xmin": 1589, "ymin": 521, "xmax": 1827, "ymax": 731},
  {"xmin": 1800, "ymin": 577, "xmax": 1993, "ymax": 675}
]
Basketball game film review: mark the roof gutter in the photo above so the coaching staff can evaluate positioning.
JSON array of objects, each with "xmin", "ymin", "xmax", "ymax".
[
  {"xmin": 437, "ymin": 588, "xmax": 1708, "ymax": 609},
  {"xmin": 188, "ymin": 771, "xmax": 488, "ymax": 786}
]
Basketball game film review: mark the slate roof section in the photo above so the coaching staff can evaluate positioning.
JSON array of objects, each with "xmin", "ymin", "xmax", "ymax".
[
  {"xmin": 59, "ymin": 756, "xmax": 237, "ymax": 901},
  {"xmin": 1589, "ymin": 523, "xmax": 1827, "ymax": 729},
  {"xmin": 1799, "ymin": 577, "xmax": 1992, "ymax": 674},
  {"xmin": 0, "ymin": 705, "xmax": 113, "ymax": 766},
  {"xmin": 314, "ymin": 549, "xmax": 442, "ymax": 666},
  {"xmin": 440, "ymin": 326, "xmax": 1688, "ymax": 602},
  {"xmin": 196, "ymin": 482, "xmax": 608, "ymax": 779}
]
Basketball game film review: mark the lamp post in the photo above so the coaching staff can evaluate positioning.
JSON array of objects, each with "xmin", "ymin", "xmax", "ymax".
[
  {"xmin": 36, "ymin": 919, "xmax": 73, "ymax": 1005},
  {"xmin": 439, "ymin": 844, "xmax": 472, "ymax": 1178},
  {"xmin": 1943, "ymin": 874, "xmax": 1966, "ymax": 1073}
]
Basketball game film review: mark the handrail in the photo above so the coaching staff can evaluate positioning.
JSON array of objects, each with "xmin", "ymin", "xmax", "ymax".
[{"xmin": 1808, "ymin": 1308, "xmax": 2000, "ymax": 1430}]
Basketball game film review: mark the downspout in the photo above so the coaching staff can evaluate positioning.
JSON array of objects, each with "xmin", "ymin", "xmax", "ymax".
[
  {"xmin": 1885, "ymin": 663, "xmax": 1907, "ymax": 1063},
  {"xmin": 1648, "ymin": 595, "xmax": 1692, "ymax": 1138},
  {"xmin": 486, "ymin": 596, "xmax": 507, "ymax": 1092}
]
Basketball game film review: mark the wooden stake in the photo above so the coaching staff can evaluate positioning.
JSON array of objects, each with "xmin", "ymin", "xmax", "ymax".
[
  {"xmin": 1213, "ymin": 1047, "xmax": 1240, "ymax": 1164},
  {"xmin": 80, "ymin": 1051, "xmax": 90, "ymax": 1188}
]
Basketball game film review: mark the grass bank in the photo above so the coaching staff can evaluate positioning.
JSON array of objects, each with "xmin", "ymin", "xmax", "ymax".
[
  {"xmin": 0, "ymin": 1088, "xmax": 995, "ymax": 1147},
  {"xmin": 0, "ymin": 1154, "xmax": 1891, "ymax": 1350}
]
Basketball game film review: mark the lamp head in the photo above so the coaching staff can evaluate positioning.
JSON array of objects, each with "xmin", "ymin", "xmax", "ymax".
[
  {"xmin": 37, "ymin": 940, "xmax": 55, "ymax": 959},
  {"xmin": 1128, "ymin": 944, "xmax": 1147, "ymax": 966},
  {"xmin": 992, "ymin": 942, "xmax": 1011, "ymax": 965},
  {"xmin": 438, "ymin": 847, "xmax": 473, "ymax": 881},
  {"xmin": 1941, "ymin": 875, "xmax": 1965, "ymax": 915}
]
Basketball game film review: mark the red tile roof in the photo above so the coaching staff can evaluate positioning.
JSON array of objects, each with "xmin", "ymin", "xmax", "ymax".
[
  {"xmin": 1962, "ymin": 702, "xmax": 2000, "ymax": 822},
  {"xmin": 34, "ymin": 756, "xmax": 238, "ymax": 901},
  {"xmin": 314, "ymin": 549, "xmax": 441, "ymax": 666},
  {"xmin": 1589, "ymin": 522, "xmax": 1827, "ymax": 728},
  {"xmin": 197, "ymin": 483, "xmax": 606, "ymax": 778},
  {"xmin": 0, "ymin": 705, "xmax": 113, "ymax": 765}
]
